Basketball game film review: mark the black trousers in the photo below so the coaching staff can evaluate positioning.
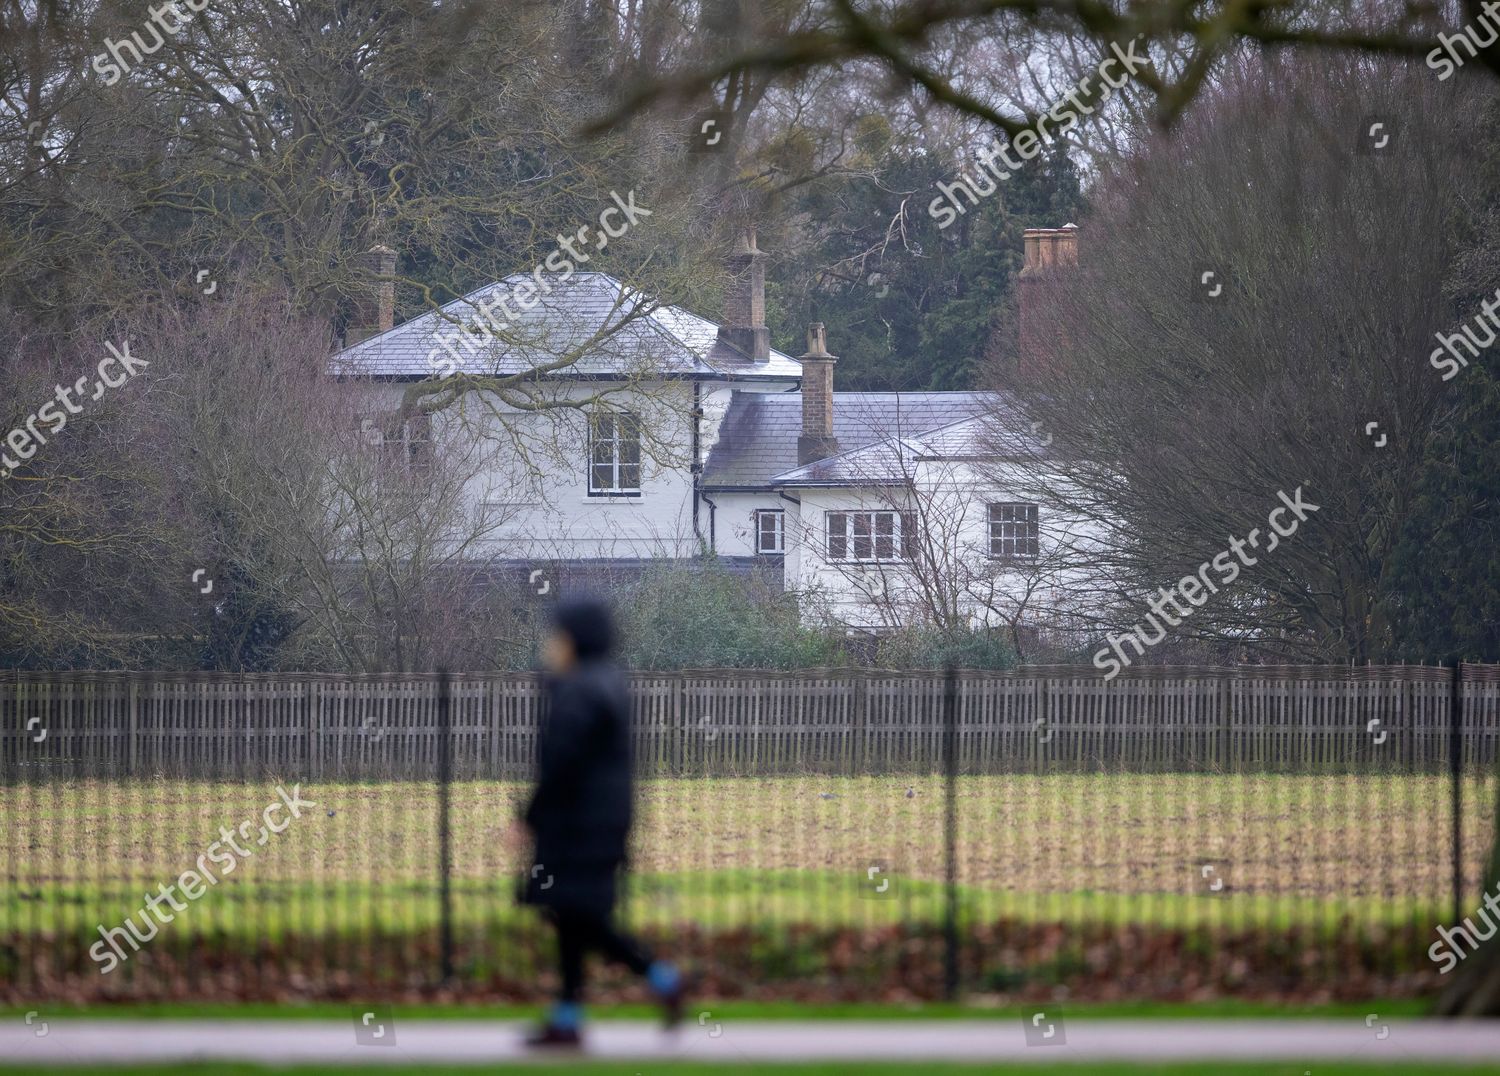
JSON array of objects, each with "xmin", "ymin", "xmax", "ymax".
[{"xmin": 549, "ymin": 907, "xmax": 653, "ymax": 1003}]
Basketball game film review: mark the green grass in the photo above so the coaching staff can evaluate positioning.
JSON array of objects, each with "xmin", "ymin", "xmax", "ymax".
[
  {"xmin": 1, "ymin": 867, "xmax": 1457, "ymax": 939},
  {"xmin": 5, "ymin": 1064, "xmax": 1498, "ymax": 1075},
  {"xmin": 5, "ymin": 773, "xmax": 1489, "ymax": 939}
]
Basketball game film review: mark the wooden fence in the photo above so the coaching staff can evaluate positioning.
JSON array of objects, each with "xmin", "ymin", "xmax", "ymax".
[{"xmin": 4, "ymin": 664, "xmax": 1498, "ymax": 778}]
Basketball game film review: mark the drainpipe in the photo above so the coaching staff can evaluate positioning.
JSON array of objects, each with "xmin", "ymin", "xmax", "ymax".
[
  {"xmin": 700, "ymin": 491, "xmax": 718, "ymax": 553},
  {"xmin": 691, "ymin": 381, "xmax": 705, "ymax": 554}
]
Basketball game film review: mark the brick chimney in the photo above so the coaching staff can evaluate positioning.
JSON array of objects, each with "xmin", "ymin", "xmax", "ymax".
[
  {"xmin": 797, "ymin": 323, "xmax": 838, "ymax": 465},
  {"xmin": 717, "ymin": 228, "xmax": 770, "ymax": 363},
  {"xmin": 1017, "ymin": 224, "xmax": 1077, "ymax": 382},
  {"xmin": 348, "ymin": 244, "xmax": 397, "ymax": 345}
]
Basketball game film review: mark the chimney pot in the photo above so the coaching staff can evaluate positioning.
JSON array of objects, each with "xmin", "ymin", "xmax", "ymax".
[
  {"xmin": 804, "ymin": 321, "xmax": 832, "ymax": 358},
  {"xmin": 797, "ymin": 322, "xmax": 838, "ymax": 465}
]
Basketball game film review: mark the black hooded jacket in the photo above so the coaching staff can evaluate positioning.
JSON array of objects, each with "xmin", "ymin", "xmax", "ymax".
[{"xmin": 520, "ymin": 601, "xmax": 633, "ymax": 915}]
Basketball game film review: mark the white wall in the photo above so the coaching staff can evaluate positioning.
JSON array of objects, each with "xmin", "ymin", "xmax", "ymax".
[
  {"xmin": 704, "ymin": 490, "xmax": 789, "ymax": 557},
  {"xmin": 356, "ymin": 377, "xmax": 793, "ymax": 562},
  {"xmin": 783, "ymin": 460, "xmax": 1106, "ymax": 632},
  {"xmin": 347, "ymin": 378, "xmax": 1107, "ymax": 634}
]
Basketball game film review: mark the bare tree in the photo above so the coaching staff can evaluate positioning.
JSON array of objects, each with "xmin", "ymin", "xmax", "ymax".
[
  {"xmin": 989, "ymin": 56, "xmax": 1482, "ymax": 663},
  {"xmin": 127, "ymin": 288, "xmax": 528, "ymax": 671},
  {"xmin": 0, "ymin": 307, "xmax": 182, "ymax": 666},
  {"xmin": 588, "ymin": 0, "xmax": 1466, "ymax": 141}
]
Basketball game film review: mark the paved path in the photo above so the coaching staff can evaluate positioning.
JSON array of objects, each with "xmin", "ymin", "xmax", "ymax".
[{"xmin": 4, "ymin": 1017, "xmax": 1499, "ymax": 1066}]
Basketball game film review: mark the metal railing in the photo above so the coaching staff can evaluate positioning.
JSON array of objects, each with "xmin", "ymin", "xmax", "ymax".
[{"xmin": 1, "ymin": 664, "xmax": 1494, "ymax": 1006}]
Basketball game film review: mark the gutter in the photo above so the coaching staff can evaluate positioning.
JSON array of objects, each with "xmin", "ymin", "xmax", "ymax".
[{"xmin": 328, "ymin": 369, "xmax": 802, "ymax": 385}]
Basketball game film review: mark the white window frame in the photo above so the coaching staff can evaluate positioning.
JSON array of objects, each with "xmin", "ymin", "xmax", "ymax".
[
  {"xmin": 358, "ymin": 413, "xmax": 432, "ymax": 472},
  {"xmin": 588, "ymin": 411, "xmax": 642, "ymax": 496},
  {"xmin": 825, "ymin": 510, "xmax": 915, "ymax": 562},
  {"xmin": 755, "ymin": 509, "xmax": 785, "ymax": 554},
  {"xmin": 989, "ymin": 502, "xmax": 1040, "ymax": 560}
]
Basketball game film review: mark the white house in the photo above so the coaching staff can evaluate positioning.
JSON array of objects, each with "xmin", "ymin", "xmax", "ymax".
[{"xmin": 328, "ymin": 227, "xmax": 1093, "ymax": 633}]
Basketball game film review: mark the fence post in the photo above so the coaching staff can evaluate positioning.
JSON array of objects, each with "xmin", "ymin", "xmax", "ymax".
[
  {"xmin": 305, "ymin": 680, "xmax": 320, "ymax": 780},
  {"xmin": 1218, "ymin": 675, "xmax": 1231, "ymax": 772},
  {"xmin": 1032, "ymin": 675, "xmax": 1045, "ymax": 773},
  {"xmin": 1402, "ymin": 670, "xmax": 1415, "ymax": 769},
  {"xmin": 674, "ymin": 672, "xmax": 687, "ymax": 776},
  {"xmin": 853, "ymin": 672, "xmax": 868, "ymax": 775},
  {"xmin": 943, "ymin": 664, "xmax": 959, "ymax": 1001},
  {"xmin": 1452, "ymin": 661, "xmax": 1464, "ymax": 928},
  {"xmin": 437, "ymin": 670, "xmax": 455, "ymax": 985},
  {"xmin": 127, "ymin": 677, "xmax": 139, "ymax": 776}
]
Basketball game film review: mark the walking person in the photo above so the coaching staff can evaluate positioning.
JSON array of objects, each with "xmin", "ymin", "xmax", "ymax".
[{"xmin": 516, "ymin": 596, "xmax": 684, "ymax": 1048}]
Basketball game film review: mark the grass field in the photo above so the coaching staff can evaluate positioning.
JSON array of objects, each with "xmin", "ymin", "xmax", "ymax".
[{"xmin": 4, "ymin": 773, "xmax": 1489, "ymax": 937}]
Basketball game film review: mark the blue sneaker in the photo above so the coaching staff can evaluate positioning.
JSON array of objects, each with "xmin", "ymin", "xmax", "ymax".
[{"xmin": 648, "ymin": 961, "xmax": 685, "ymax": 1029}]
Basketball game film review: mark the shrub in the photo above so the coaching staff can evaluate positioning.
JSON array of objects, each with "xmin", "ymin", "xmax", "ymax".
[{"xmin": 616, "ymin": 557, "xmax": 851, "ymax": 669}]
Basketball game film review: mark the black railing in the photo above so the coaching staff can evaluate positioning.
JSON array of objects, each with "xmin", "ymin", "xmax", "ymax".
[{"xmin": 0, "ymin": 664, "xmax": 1495, "ymax": 1006}]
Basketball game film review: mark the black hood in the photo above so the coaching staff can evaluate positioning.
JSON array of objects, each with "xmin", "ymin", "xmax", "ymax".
[{"xmin": 552, "ymin": 595, "xmax": 616, "ymax": 660}]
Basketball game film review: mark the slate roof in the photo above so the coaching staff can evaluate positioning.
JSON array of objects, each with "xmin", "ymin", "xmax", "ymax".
[
  {"xmin": 329, "ymin": 272, "xmax": 803, "ymax": 381},
  {"xmin": 767, "ymin": 403, "xmax": 1045, "ymax": 486},
  {"xmin": 702, "ymin": 391, "xmax": 1023, "ymax": 489}
]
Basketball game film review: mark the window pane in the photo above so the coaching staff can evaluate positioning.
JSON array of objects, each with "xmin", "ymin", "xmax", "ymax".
[
  {"xmin": 850, "ymin": 513, "xmax": 870, "ymax": 559},
  {"xmin": 901, "ymin": 512, "xmax": 917, "ymax": 559},
  {"xmin": 592, "ymin": 463, "xmax": 615, "ymax": 490},
  {"xmin": 874, "ymin": 513, "xmax": 894, "ymax": 560},
  {"xmin": 989, "ymin": 503, "xmax": 1040, "ymax": 557},
  {"xmin": 618, "ymin": 463, "xmax": 640, "ymax": 490},
  {"xmin": 758, "ymin": 511, "xmax": 782, "ymax": 553},
  {"xmin": 827, "ymin": 514, "xmax": 847, "ymax": 559}
]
